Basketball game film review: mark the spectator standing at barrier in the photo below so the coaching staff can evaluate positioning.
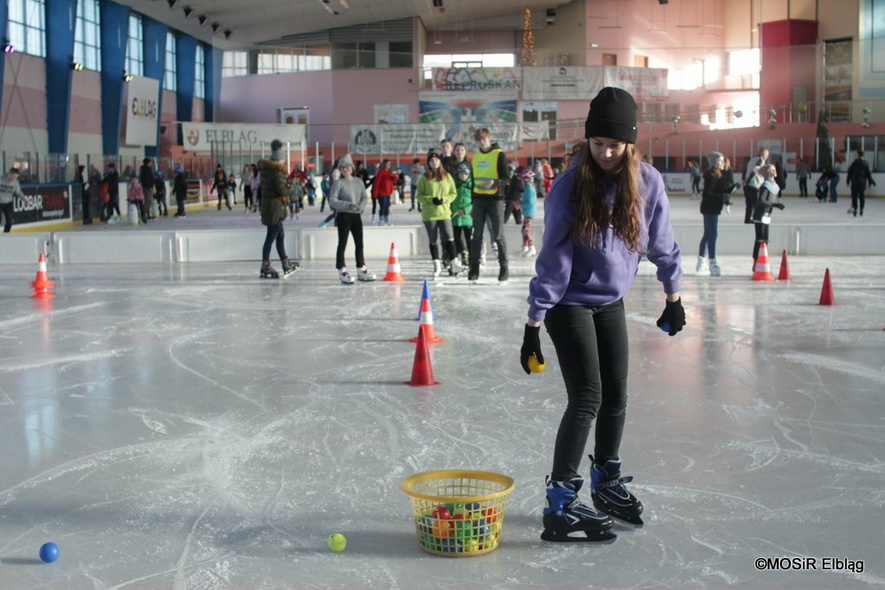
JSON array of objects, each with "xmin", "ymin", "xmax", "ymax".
[
  {"xmin": 0, "ymin": 167, "xmax": 25, "ymax": 233},
  {"xmin": 139, "ymin": 158, "xmax": 156, "ymax": 219},
  {"xmin": 78, "ymin": 165, "xmax": 92, "ymax": 225},
  {"xmin": 796, "ymin": 158, "xmax": 810, "ymax": 197},
  {"xmin": 88, "ymin": 165, "xmax": 103, "ymax": 221},
  {"xmin": 742, "ymin": 147, "xmax": 769, "ymax": 224},
  {"xmin": 173, "ymin": 166, "xmax": 187, "ymax": 217},
  {"xmin": 846, "ymin": 149, "xmax": 876, "ymax": 217},
  {"xmin": 469, "ymin": 127, "xmax": 510, "ymax": 282},
  {"xmin": 102, "ymin": 163, "xmax": 121, "ymax": 223}
]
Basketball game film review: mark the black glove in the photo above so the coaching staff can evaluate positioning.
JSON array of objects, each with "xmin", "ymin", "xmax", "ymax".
[
  {"xmin": 775, "ymin": 202, "xmax": 785, "ymax": 210},
  {"xmin": 520, "ymin": 324, "xmax": 544, "ymax": 375},
  {"xmin": 656, "ymin": 298, "xmax": 685, "ymax": 336},
  {"xmin": 432, "ymin": 197, "xmax": 444, "ymax": 205}
]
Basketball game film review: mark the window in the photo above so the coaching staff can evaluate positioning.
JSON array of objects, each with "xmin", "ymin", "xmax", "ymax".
[
  {"xmin": 389, "ymin": 41, "xmax": 412, "ymax": 68},
  {"xmin": 334, "ymin": 42, "xmax": 375, "ymax": 69},
  {"xmin": 125, "ymin": 13, "xmax": 143, "ymax": 77},
  {"xmin": 164, "ymin": 32, "xmax": 176, "ymax": 91},
  {"xmin": 74, "ymin": 0, "xmax": 101, "ymax": 71},
  {"xmin": 7, "ymin": 0, "xmax": 46, "ymax": 57},
  {"xmin": 223, "ymin": 50, "xmax": 249, "ymax": 77},
  {"xmin": 194, "ymin": 44, "xmax": 205, "ymax": 99}
]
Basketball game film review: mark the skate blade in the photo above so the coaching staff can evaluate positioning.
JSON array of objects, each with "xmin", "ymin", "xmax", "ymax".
[{"xmin": 540, "ymin": 528, "xmax": 617, "ymax": 543}]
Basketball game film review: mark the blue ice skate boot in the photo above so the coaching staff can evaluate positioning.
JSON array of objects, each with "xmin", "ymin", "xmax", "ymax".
[
  {"xmin": 541, "ymin": 476, "xmax": 615, "ymax": 543},
  {"xmin": 590, "ymin": 456, "xmax": 644, "ymax": 526}
]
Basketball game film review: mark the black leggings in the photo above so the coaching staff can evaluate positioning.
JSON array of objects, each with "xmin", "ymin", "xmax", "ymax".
[
  {"xmin": 544, "ymin": 299, "xmax": 629, "ymax": 481},
  {"xmin": 335, "ymin": 212, "xmax": 365, "ymax": 269},
  {"xmin": 262, "ymin": 222, "xmax": 288, "ymax": 262}
]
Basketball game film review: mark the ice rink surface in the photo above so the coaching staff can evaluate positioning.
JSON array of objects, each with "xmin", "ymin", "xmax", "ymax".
[{"xmin": 1, "ymin": 199, "xmax": 884, "ymax": 589}]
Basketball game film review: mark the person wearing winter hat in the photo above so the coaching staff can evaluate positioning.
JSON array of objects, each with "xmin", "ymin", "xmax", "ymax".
[
  {"xmin": 257, "ymin": 139, "xmax": 299, "ymax": 278},
  {"xmin": 518, "ymin": 167, "xmax": 538, "ymax": 257},
  {"xmin": 417, "ymin": 148, "xmax": 462, "ymax": 277},
  {"xmin": 469, "ymin": 127, "xmax": 510, "ymax": 282},
  {"xmin": 451, "ymin": 161, "xmax": 474, "ymax": 267},
  {"xmin": 522, "ymin": 86, "xmax": 685, "ymax": 543},
  {"xmin": 697, "ymin": 151, "xmax": 730, "ymax": 276},
  {"xmin": 328, "ymin": 153, "xmax": 376, "ymax": 284}
]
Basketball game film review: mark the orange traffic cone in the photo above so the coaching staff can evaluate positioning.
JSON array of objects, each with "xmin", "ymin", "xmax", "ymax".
[
  {"xmin": 751, "ymin": 241, "xmax": 775, "ymax": 282},
  {"xmin": 410, "ymin": 295, "xmax": 444, "ymax": 344},
  {"xmin": 819, "ymin": 268, "xmax": 835, "ymax": 305},
  {"xmin": 31, "ymin": 253, "xmax": 55, "ymax": 299},
  {"xmin": 382, "ymin": 242, "xmax": 405, "ymax": 282},
  {"xmin": 406, "ymin": 324, "xmax": 439, "ymax": 386},
  {"xmin": 777, "ymin": 249, "xmax": 791, "ymax": 281}
]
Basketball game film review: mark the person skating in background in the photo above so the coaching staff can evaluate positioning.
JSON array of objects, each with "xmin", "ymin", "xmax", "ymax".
[
  {"xmin": 521, "ymin": 86, "xmax": 685, "ymax": 543},
  {"xmin": 173, "ymin": 166, "xmax": 187, "ymax": 217},
  {"xmin": 752, "ymin": 163, "xmax": 786, "ymax": 263},
  {"xmin": 519, "ymin": 167, "xmax": 538, "ymax": 257},
  {"xmin": 127, "ymin": 175, "xmax": 145, "ymax": 224},
  {"xmin": 250, "ymin": 163, "xmax": 261, "ymax": 213},
  {"xmin": 417, "ymin": 148, "xmax": 462, "ymax": 278},
  {"xmin": 796, "ymin": 158, "xmax": 810, "ymax": 197},
  {"xmin": 258, "ymin": 140, "xmax": 299, "ymax": 279},
  {"xmin": 328, "ymin": 154, "xmax": 376, "ymax": 284},
  {"xmin": 371, "ymin": 159, "xmax": 397, "ymax": 226},
  {"xmin": 451, "ymin": 161, "xmax": 474, "ymax": 267},
  {"xmin": 228, "ymin": 173, "xmax": 238, "ymax": 206},
  {"xmin": 241, "ymin": 164, "xmax": 255, "ymax": 213},
  {"xmin": 721, "ymin": 156, "xmax": 737, "ymax": 214},
  {"xmin": 409, "ymin": 157, "xmax": 425, "ymax": 212},
  {"xmin": 687, "ymin": 160, "xmax": 702, "ymax": 199},
  {"xmin": 697, "ymin": 151, "xmax": 732, "ymax": 277},
  {"xmin": 213, "ymin": 164, "xmax": 232, "ymax": 211},
  {"xmin": 742, "ymin": 147, "xmax": 769, "ymax": 224},
  {"xmin": 154, "ymin": 169, "xmax": 168, "ymax": 217},
  {"xmin": 503, "ymin": 166, "xmax": 524, "ymax": 226},
  {"xmin": 139, "ymin": 158, "xmax": 156, "ymax": 220},
  {"xmin": 469, "ymin": 127, "xmax": 510, "ymax": 282},
  {"xmin": 102, "ymin": 162, "xmax": 122, "ymax": 223},
  {"xmin": 846, "ymin": 149, "xmax": 876, "ymax": 217},
  {"xmin": 0, "ymin": 167, "xmax": 25, "ymax": 232}
]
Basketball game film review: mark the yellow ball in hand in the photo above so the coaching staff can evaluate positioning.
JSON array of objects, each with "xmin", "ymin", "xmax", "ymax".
[
  {"xmin": 527, "ymin": 354, "xmax": 546, "ymax": 373},
  {"xmin": 327, "ymin": 533, "xmax": 347, "ymax": 553}
]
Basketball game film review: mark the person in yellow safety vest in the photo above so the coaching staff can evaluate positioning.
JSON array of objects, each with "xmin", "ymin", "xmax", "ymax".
[{"xmin": 469, "ymin": 127, "xmax": 511, "ymax": 282}]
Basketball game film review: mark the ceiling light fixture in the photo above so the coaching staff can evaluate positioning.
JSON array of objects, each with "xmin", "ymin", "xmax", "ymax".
[
  {"xmin": 211, "ymin": 22, "xmax": 220, "ymax": 33},
  {"xmin": 223, "ymin": 29, "xmax": 233, "ymax": 40},
  {"xmin": 122, "ymin": 72, "xmax": 134, "ymax": 82},
  {"xmin": 182, "ymin": 6, "xmax": 193, "ymax": 19},
  {"xmin": 197, "ymin": 15, "xmax": 208, "ymax": 26},
  {"xmin": 167, "ymin": 0, "xmax": 180, "ymax": 8},
  {"xmin": 2, "ymin": 39, "xmax": 14, "ymax": 53},
  {"xmin": 71, "ymin": 62, "xmax": 84, "ymax": 71}
]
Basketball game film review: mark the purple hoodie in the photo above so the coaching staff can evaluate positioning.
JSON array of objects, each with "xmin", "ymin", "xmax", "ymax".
[{"xmin": 527, "ymin": 160, "xmax": 682, "ymax": 322}]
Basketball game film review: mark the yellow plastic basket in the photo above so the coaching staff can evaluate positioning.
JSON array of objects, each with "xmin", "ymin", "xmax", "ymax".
[{"xmin": 401, "ymin": 469, "xmax": 515, "ymax": 557}]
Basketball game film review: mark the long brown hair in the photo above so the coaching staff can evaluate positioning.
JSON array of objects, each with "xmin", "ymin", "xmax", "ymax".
[
  {"xmin": 425, "ymin": 159, "xmax": 448, "ymax": 182},
  {"xmin": 569, "ymin": 140, "xmax": 643, "ymax": 252}
]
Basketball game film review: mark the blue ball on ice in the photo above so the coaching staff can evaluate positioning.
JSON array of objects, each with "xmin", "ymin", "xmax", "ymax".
[{"xmin": 39, "ymin": 542, "xmax": 59, "ymax": 563}]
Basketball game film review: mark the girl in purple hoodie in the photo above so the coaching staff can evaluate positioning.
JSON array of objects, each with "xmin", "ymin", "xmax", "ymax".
[{"xmin": 521, "ymin": 87, "xmax": 686, "ymax": 543}]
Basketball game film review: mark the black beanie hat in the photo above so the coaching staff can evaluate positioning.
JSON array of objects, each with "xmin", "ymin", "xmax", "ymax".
[{"xmin": 584, "ymin": 87, "xmax": 638, "ymax": 144}]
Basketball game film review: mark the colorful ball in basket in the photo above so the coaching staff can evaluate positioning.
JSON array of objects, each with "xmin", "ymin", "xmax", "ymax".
[{"xmin": 402, "ymin": 470, "xmax": 514, "ymax": 557}]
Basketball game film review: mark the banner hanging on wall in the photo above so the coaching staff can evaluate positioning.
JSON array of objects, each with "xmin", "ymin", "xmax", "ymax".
[
  {"xmin": 522, "ymin": 67, "xmax": 604, "ymax": 100},
  {"xmin": 419, "ymin": 90, "xmax": 518, "ymax": 142},
  {"xmin": 431, "ymin": 67, "xmax": 522, "ymax": 92},
  {"xmin": 124, "ymin": 76, "xmax": 161, "ymax": 147},
  {"xmin": 180, "ymin": 123, "xmax": 307, "ymax": 152},
  {"xmin": 349, "ymin": 124, "xmax": 446, "ymax": 155}
]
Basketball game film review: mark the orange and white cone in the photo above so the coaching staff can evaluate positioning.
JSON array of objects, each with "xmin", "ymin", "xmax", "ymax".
[
  {"xmin": 406, "ymin": 324, "xmax": 439, "ymax": 386},
  {"xmin": 382, "ymin": 242, "xmax": 405, "ymax": 282},
  {"xmin": 31, "ymin": 253, "xmax": 55, "ymax": 299},
  {"xmin": 819, "ymin": 268, "xmax": 835, "ymax": 305},
  {"xmin": 751, "ymin": 241, "xmax": 775, "ymax": 282},
  {"xmin": 777, "ymin": 249, "xmax": 791, "ymax": 281},
  {"xmin": 410, "ymin": 296, "xmax": 444, "ymax": 344}
]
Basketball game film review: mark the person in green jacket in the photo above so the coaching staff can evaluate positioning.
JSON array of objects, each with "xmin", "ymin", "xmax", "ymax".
[
  {"xmin": 452, "ymin": 161, "xmax": 474, "ymax": 267},
  {"xmin": 417, "ymin": 148, "xmax": 462, "ymax": 277}
]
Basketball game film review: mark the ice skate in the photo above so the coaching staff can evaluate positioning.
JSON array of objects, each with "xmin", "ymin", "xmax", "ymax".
[
  {"xmin": 468, "ymin": 263, "xmax": 480, "ymax": 282},
  {"xmin": 432, "ymin": 259, "xmax": 442, "ymax": 278},
  {"xmin": 696, "ymin": 256, "xmax": 709, "ymax": 274},
  {"xmin": 260, "ymin": 260, "xmax": 279, "ymax": 279},
  {"xmin": 338, "ymin": 268, "xmax": 355, "ymax": 285},
  {"xmin": 449, "ymin": 256, "xmax": 463, "ymax": 276},
  {"xmin": 281, "ymin": 258, "xmax": 299, "ymax": 278},
  {"xmin": 540, "ymin": 476, "xmax": 616, "ymax": 543},
  {"xmin": 526, "ymin": 246, "xmax": 537, "ymax": 257},
  {"xmin": 357, "ymin": 266, "xmax": 376, "ymax": 282},
  {"xmin": 590, "ymin": 456, "xmax": 644, "ymax": 526},
  {"xmin": 498, "ymin": 264, "xmax": 509, "ymax": 283},
  {"xmin": 709, "ymin": 259, "xmax": 721, "ymax": 277}
]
